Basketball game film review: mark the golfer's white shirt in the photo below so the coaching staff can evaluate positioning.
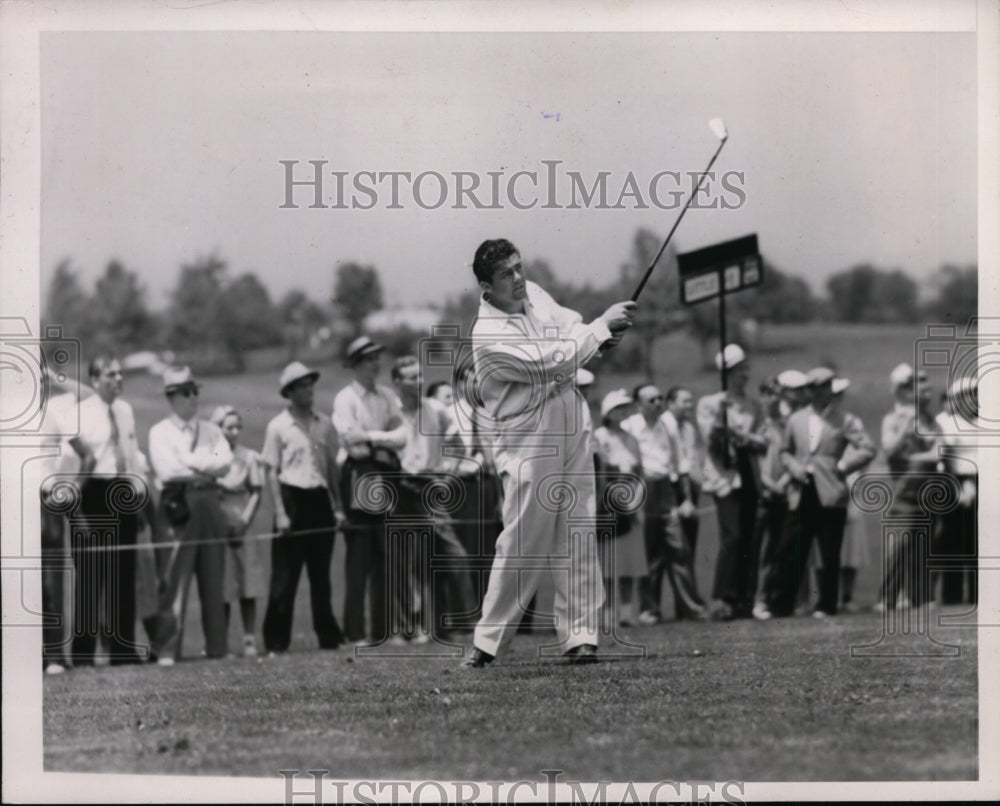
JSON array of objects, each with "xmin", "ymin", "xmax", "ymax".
[{"xmin": 472, "ymin": 281, "xmax": 612, "ymax": 426}]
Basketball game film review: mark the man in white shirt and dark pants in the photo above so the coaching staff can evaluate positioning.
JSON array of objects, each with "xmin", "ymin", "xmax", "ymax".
[
  {"xmin": 148, "ymin": 367, "xmax": 233, "ymax": 664},
  {"xmin": 261, "ymin": 361, "xmax": 346, "ymax": 653},
  {"xmin": 332, "ymin": 336, "xmax": 408, "ymax": 645},
  {"xmin": 69, "ymin": 356, "xmax": 148, "ymax": 666},
  {"xmin": 461, "ymin": 238, "xmax": 636, "ymax": 667}
]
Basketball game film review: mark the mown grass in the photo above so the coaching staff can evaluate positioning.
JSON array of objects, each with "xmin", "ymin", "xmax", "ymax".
[{"xmin": 43, "ymin": 612, "xmax": 977, "ymax": 781}]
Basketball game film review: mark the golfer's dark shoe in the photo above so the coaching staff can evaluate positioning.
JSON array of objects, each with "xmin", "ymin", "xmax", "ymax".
[
  {"xmin": 564, "ymin": 644, "xmax": 598, "ymax": 665},
  {"xmin": 459, "ymin": 648, "xmax": 495, "ymax": 669}
]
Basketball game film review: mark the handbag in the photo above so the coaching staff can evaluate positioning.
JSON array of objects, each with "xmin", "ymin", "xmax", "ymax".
[{"xmin": 160, "ymin": 482, "xmax": 191, "ymax": 527}]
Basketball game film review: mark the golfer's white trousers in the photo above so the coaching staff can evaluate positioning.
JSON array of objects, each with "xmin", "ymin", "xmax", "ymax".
[{"xmin": 474, "ymin": 386, "xmax": 604, "ymax": 657}]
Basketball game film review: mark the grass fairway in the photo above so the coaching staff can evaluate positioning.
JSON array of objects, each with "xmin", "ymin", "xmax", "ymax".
[{"xmin": 43, "ymin": 613, "xmax": 977, "ymax": 781}]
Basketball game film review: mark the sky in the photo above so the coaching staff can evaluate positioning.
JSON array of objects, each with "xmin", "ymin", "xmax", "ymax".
[{"xmin": 40, "ymin": 30, "xmax": 977, "ymax": 310}]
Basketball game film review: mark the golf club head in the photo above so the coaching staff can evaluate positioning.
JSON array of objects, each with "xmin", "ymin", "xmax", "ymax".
[{"xmin": 709, "ymin": 117, "xmax": 728, "ymax": 142}]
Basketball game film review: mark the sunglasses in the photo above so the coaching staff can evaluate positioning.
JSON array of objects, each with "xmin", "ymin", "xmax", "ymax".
[{"xmin": 641, "ymin": 395, "xmax": 665, "ymax": 404}]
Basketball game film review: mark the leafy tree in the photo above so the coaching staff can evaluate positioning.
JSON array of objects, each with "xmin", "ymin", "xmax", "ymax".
[
  {"xmin": 279, "ymin": 289, "xmax": 331, "ymax": 359},
  {"xmin": 826, "ymin": 264, "xmax": 919, "ymax": 323},
  {"xmin": 89, "ymin": 260, "xmax": 157, "ymax": 354},
  {"xmin": 616, "ymin": 228, "xmax": 687, "ymax": 374},
  {"xmin": 217, "ymin": 272, "xmax": 283, "ymax": 370},
  {"xmin": 167, "ymin": 254, "xmax": 228, "ymax": 351},
  {"xmin": 333, "ymin": 263, "xmax": 383, "ymax": 335},
  {"xmin": 927, "ymin": 264, "xmax": 977, "ymax": 325},
  {"xmin": 43, "ymin": 260, "xmax": 94, "ymax": 346}
]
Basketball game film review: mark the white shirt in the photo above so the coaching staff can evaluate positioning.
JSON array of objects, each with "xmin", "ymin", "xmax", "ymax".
[
  {"xmin": 471, "ymin": 281, "xmax": 612, "ymax": 425},
  {"xmin": 148, "ymin": 415, "xmax": 233, "ymax": 486},
  {"xmin": 38, "ymin": 392, "xmax": 82, "ymax": 494},
  {"xmin": 76, "ymin": 394, "xmax": 145, "ymax": 476},
  {"xmin": 399, "ymin": 397, "xmax": 454, "ymax": 474},
  {"xmin": 331, "ymin": 380, "xmax": 406, "ymax": 464},
  {"xmin": 622, "ymin": 412, "xmax": 677, "ymax": 481},
  {"xmin": 661, "ymin": 409, "xmax": 703, "ymax": 484}
]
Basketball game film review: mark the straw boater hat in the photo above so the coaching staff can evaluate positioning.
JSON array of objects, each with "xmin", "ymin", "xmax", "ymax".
[
  {"xmin": 162, "ymin": 366, "xmax": 201, "ymax": 395},
  {"xmin": 776, "ymin": 369, "xmax": 808, "ymax": 390},
  {"xmin": 806, "ymin": 366, "xmax": 835, "ymax": 387},
  {"xmin": 279, "ymin": 361, "xmax": 320, "ymax": 397},
  {"xmin": 343, "ymin": 335, "xmax": 385, "ymax": 366},
  {"xmin": 600, "ymin": 389, "xmax": 633, "ymax": 420},
  {"xmin": 715, "ymin": 343, "xmax": 746, "ymax": 371}
]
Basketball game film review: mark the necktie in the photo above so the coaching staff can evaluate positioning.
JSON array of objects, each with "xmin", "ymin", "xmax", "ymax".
[{"xmin": 108, "ymin": 404, "xmax": 127, "ymax": 473}]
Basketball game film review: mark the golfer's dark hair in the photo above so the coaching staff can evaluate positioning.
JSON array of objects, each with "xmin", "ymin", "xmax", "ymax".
[
  {"xmin": 665, "ymin": 385, "xmax": 689, "ymax": 404},
  {"xmin": 88, "ymin": 354, "xmax": 120, "ymax": 381},
  {"xmin": 473, "ymin": 238, "xmax": 519, "ymax": 284},
  {"xmin": 391, "ymin": 354, "xmax": 419, "ymax": 382},
  {"xmin": 425, "ymin": 380, "xmax": 450, "ymax": 399},
  {"xmin": 633, "ymin": 382, "xmax": 658, "ymax": 402}
]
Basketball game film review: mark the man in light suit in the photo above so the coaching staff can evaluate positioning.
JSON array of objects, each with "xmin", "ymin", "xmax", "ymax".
[{"xmin": 766, "ymin": 367, "xmax": 875, "ymax": 618}]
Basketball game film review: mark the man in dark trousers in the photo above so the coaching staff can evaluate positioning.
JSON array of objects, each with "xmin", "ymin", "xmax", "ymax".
[
  {"xmin": 332, "ymin": 336, "xmax": 407, "ymax": 645},
  {"xmin": 261, "ymin": 361, "xmax": 345, "ymax": 654},
  {"xmin": 768, "ymin": 367, "xmax": 876, "ymax": 618}
]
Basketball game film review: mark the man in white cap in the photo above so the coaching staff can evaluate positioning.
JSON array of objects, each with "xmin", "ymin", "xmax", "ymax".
[
  {"xmin": 874, "ymin": 362, "xmax": 940, "ymax": 612},
  {"xmin": 766, "ymin": 367, "xmax": 875, "ymax": 618},
  {"xmin": 260, "ymin": 361, "xmax": 345, "ymax": 654},
  {"xmin": 696, "ymin": 343, "xmax": 767, "ymax": 620},
  {"xmin": 148, "ymin": 366, "xmax": 233, "ymax": 664},
  {"xmin": 460, "ymin": 238, "xmax": 636, "ymax": 667},
  {"xmin": 332, "ymin": 336, "xmax": 407, "ymax": 645},
  {"xmin": 935, "ymin": 375, "xmax": 978, "ymax": 605}
]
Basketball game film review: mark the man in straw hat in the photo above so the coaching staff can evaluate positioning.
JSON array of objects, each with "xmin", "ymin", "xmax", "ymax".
[
  {"xmin": 260, "ymin": 361, "xmax": 345, "ymax": 654},
  {"xmin": 332, "ymin": 336, "xmax": 408, "ymax": 645},
  {"xmin": 766, "ymin": 366, "xmax": 875, "ymax": 618},
  {"xmin": 459, "ymin": 238, "xmax": 636, "ymax": 667},
  {"xmin": 148, "ymin": 366, "xmax": 233, "ymax": 664}
]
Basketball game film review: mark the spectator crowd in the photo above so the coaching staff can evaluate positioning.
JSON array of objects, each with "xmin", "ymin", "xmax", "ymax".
[{"xmin": 38, "ymin": 332, "xmax": 980, "ymax": 673}]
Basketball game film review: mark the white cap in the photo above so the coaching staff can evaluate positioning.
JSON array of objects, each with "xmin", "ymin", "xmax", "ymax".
[
  {"xmin": 600, "ymin": 388, "xmax": 633, "ymax": 419},
  {"xmin": 777, "ymin": 369, "xmax": 808, "ymax": 390},
  {"xmin": 889, "ymin": 362, "xmax": 926, "ymax": 389},
  {"xmin": 831, "ymin": 377, "xmax": 850, "ymax": 395},
  {"xmin": 715, "ymin": 343, "xmax": 746, "ymax": 371},
  {"xmin": 576, "ymin": 368, "xmax": 595, "ymax": 388}
]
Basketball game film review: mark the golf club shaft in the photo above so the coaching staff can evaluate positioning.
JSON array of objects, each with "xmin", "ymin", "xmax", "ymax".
[{"xmin": 630, "ymin": 136, "xmax": 729, "ymax": 302}]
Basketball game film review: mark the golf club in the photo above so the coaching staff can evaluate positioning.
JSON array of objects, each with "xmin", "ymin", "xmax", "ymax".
[{"xmin": 629, "ymin": 117, "xmax": 729, "ymax": 301}]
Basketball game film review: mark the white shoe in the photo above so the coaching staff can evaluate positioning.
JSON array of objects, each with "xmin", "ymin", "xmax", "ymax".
[
  {"xmin": 387, "ymin": 636, "xmax": 408, "ymax": 647},
  {"xmin": 412, "ymin": 631, "xmax": 431, "ymax": 645},
  {"xmin": 44, "ymin": 662, "xmax": 67, "ymax": 675},
  {"xmin": 752, "ymin": 604, "xmax": 772, "ymax": 621},
  {"xmin": 243, "ymin": 636, "xmax": 258, "ymax": 657},
  {"xmin": 637, "ymin": 611, "xmax": 659, "ymax": 626},
  {"xmin": 812, "ymin": 610, "xmax": 831, "ymax": 619},
  {"xmin": 157, "ymin": 657, "xmax": 175, "ymax": 667},
  {"xmin": 871, "ymin": 601, "xmax": 885, "ymax": 613}
]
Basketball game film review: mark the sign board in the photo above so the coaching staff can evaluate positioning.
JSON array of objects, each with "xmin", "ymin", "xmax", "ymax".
[{"xmin": 678, "ymin": 234, "xmax": 762, "ymax": 305}]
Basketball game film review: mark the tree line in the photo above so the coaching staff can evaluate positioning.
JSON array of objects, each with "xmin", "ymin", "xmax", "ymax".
[{"xmin": 44, "ymin": 235, "xmax": 977, "ymax": 374}]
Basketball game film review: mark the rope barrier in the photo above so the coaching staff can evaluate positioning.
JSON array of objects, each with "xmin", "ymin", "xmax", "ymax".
[{"xmin": 61, "ymin": 506, "xmax": 720, "ymax": 553}]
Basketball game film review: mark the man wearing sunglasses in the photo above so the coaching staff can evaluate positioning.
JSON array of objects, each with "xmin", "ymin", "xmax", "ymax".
[{"xmin": 148, "ymin": 366, "xmax": 233, "ymax": 665}]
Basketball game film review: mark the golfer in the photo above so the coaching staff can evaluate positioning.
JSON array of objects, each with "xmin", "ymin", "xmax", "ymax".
[{"xmin": 461, "ymin": 238, "xmax": 636, "ymax": 667}]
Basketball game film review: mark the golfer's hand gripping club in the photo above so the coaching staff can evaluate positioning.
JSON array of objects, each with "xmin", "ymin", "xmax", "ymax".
[{"xmin": 597, "ymin": 300, "xmax": 637, "ymax": 350}]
